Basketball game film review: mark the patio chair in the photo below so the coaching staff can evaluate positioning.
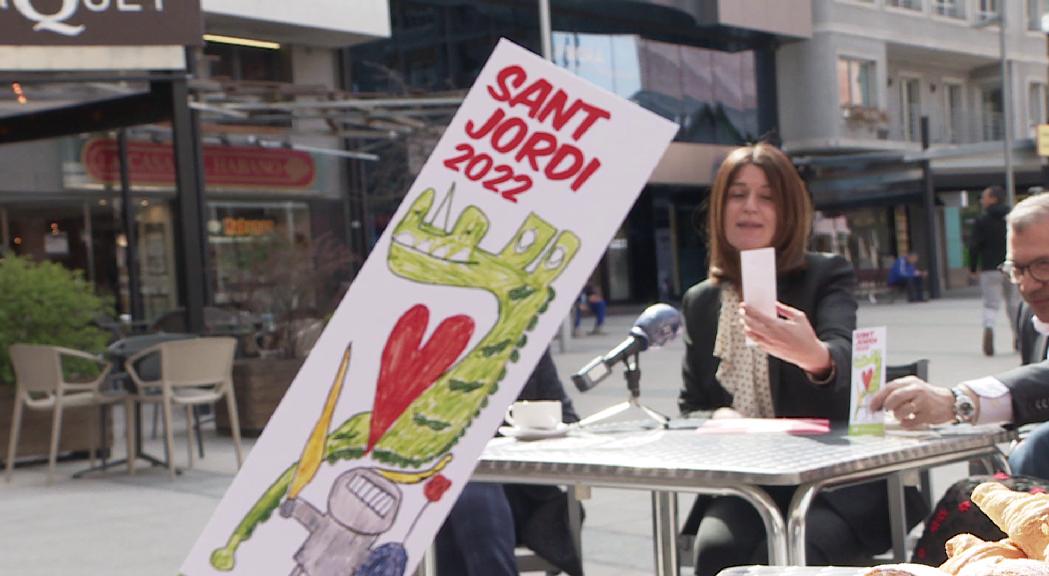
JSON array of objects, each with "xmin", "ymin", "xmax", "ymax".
[
  {"xmin": 125, "ymin": 337, "xmax": 243, "ymax": 478},
  {"xmin": 5, "ymin": 344, "xmax": 134, "ymax": 484}
]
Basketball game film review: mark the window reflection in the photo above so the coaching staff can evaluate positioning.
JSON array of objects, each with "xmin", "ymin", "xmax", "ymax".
[{"xmin": 553, "ymin": 32, "xmax": 759, "ymax": 145}]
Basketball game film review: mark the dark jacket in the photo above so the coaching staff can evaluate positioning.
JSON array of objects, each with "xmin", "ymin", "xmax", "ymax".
[
  {"xmin": 678, "ymin": 252, "xmax": 925, "ymax": 555},
  {"xmin": 1000, "ymin": 305, "xmax": 1049, "ymax": 426},
  {"xmin": 517, "ymin": 348, "xmax": 579, "ymax": 423},
  {"xmin": 679, "ymin": 252, "xmax": 856, "ymax": 418},
  {"xmin": 969, "ymin": 203, "xmax": 1010, "ymax": 272},
  {"xmin": 506, "ymin": 349, "xmax": 583, "ymax": 576}
]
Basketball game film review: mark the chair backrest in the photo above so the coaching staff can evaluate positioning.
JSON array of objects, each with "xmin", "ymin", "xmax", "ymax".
[
  {"xmin": 8, "ymin": 344, "xmax": 63, "ymax": 394},
  {"xmin": 110, "ymin": 332, "xmax": 196, "ymax": 381},
  {"xmin": 886, "ymin": 359, "xmax": 929, "ymax": 382},
  {"xmin": 159, "ymin": 337, "xmax": 237, "ymax": 389}
]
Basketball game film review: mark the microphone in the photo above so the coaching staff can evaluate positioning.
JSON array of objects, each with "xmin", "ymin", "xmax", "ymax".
[{"xmin": 571, "ymin": 303, "xmax": 682, "ymax": 392}]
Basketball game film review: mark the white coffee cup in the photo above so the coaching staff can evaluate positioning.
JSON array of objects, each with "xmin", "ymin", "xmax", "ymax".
[{"xmin": 505, "ymin": 400, "xmax": 562, "ymax": 430}]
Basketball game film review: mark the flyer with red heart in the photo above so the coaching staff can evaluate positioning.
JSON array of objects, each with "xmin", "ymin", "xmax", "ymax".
[
  {"xmin": 849, "ymin": 326, "xmax": 887, "ymax": 436},
  {"xmin": 179, "ymin": 39, "xmax": 677, "ymax": 576}
]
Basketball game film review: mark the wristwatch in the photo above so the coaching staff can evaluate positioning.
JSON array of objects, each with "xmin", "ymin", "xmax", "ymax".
[{"xmin": 951, "ymin": 386, "xmax": 976, "ymax": 424}]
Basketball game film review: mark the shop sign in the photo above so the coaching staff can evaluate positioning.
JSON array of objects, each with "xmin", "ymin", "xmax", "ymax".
[
  {"xmin": 179, "ymin": 39, "xmax": 677, "ymax": 576},
  {"xmin": 222, "ymin": 217, "xmax": 276, "ymax": 237},
  {"xmin": 0, "ymin": 0, "xmax": 202, "ymax": 46},
  {"xmin": 82, "ymin": 139, "xmax": 316, "ymax": 191}
]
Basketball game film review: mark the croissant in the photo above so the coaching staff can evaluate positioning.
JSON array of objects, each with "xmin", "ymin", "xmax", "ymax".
[
  {"xmin": 977, "ymin": 558, "xmax": 1049, "ymax": 576},
  {"xmin": 864, "ymin": 563, "xmax": 953, "ymax": 576},
  {"xmin": 971, "ymin": 483, "xmax": 1049, "ymax": 560},
  {"xmin": 941, "ymin": 533, "xmax": 1027, "ymax": 576}
]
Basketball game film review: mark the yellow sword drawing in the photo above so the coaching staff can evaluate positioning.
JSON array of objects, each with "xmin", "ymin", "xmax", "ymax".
[{"xmin": 287, "ymin": 344, "xmax": 352, "ymax": 500}]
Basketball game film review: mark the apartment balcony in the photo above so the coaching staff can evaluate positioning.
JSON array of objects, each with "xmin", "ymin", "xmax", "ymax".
[{"xmin": 832, "ymin": 107, "xmax": 1003, "ymax": 152}]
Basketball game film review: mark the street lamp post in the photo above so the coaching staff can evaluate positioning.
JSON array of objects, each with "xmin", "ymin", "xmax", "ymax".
[
  {"xmin": 538, "ymin": 0, "xmax": 552, "ymax": 61},
  {"xmin": 976, "ymin": 3, "xmax": 1016, "ymax": 206}
]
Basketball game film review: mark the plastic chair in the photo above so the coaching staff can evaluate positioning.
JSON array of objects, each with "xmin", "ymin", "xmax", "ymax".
[
  {"xmin": 125, "ymin": 337, "xmax": 243, "ymax": 478},
  {"xmin": 4, "ymin": 344, "xmax": 134, "ymax": 484}
]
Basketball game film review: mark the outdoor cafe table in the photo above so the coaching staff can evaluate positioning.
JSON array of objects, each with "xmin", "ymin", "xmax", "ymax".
[{"xmin": 472, "ymin": 424, "xmax": 1015, "ymax": 576}]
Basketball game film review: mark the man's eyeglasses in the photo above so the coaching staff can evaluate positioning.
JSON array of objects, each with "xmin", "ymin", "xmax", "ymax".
[{"xmin": 998, "ymin": 259, "xmax": 1049, "ymax": 284}]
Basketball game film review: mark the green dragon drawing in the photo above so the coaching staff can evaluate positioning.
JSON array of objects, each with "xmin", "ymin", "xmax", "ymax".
[{"xmin": 209, "ymin": 186, "xmax": 580, "ymax": 571}]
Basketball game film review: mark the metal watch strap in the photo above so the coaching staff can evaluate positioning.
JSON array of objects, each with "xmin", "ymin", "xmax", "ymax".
[{"xmin": 950, "ymin": 386, "xmax": 975, "ymax": 424}]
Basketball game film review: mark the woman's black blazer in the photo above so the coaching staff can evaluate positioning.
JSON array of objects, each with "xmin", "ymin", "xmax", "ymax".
[{"xmin": 678, "ymin": 252, "xmax": 857, "ymax": 419}]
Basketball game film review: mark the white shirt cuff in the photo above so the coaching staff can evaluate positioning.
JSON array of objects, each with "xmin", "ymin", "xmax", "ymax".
[{"xmin": 962, "ymin": 376, "xmax": 1013, "ymax": 424}]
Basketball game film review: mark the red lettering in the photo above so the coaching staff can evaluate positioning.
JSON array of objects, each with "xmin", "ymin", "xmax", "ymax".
[
  {"xmin": 570, "ymin": 157, "xmax": 602, "ymax": 192},
  {"xmin": 488, "ymin": 65, "xmax": 527, "ymax": 102},
  {"xmin": 537, "ymin": 91, "xmax": 611, "ymax": 140},
  {"xmin": 544, "ymin": 144, "xmax": 584, "ymax": 181},
  {"xmin": 514, "ymin": 132, "xmax": 558, "ymax": 171},
  {"xmin": 464, "ymin": 108, "xmax": 505, "ymax": 140},
  {"xmin": 490, "ymin": 116, "xmax": 528, "ymax": 153},
  {"xmin": 569, "ymin": 102, "xmax": 611, "ymax": 140},
  {"xmin": 508, "ymin": 79, "xmax": 552, "ymax": 119}
]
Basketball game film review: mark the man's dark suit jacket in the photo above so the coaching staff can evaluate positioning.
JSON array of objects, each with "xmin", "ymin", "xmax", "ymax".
[{"xmin": 1000, "ymin": 305, "xmax": 1049, "ymax": 425}]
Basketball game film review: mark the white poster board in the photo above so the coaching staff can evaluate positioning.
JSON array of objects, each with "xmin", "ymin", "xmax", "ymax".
[{"xmin": 180, "ymin": 39, "xmax": 677, "ymax": 576}]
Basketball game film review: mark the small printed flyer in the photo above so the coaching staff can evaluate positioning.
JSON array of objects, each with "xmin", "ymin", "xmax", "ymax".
[{"xmin": 848, "ymin": 327, "xmax": 886, "ymax": 436}]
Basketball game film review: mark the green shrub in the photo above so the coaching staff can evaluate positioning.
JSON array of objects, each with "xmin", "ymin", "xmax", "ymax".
[{"xmin": 0, "ymin": 256, "xmax": 110, "ymax": 385}]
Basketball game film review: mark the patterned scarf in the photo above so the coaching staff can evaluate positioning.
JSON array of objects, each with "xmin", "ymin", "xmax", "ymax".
[{"xmin": 713, "ymin": 284, "xmax": 774, "ymax": 418}]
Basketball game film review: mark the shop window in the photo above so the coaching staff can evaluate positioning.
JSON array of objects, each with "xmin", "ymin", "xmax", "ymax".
[
  {"xmin": 812, "ymin": 209, "xmax": 893, "ymax": 285},
  {"xmin": 207, "ymin": 201, "xmax": 312, "ymax": 309},
  {"xmin": 838, "ymin": 57, "xmax": 875, "ymax": 108}
]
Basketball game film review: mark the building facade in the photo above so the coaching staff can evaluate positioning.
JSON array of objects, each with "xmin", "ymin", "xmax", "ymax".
[
  {"xmin": 0, "ymin": 1, "xmax": 390, "ymax": 322},
  {"xmin": 343, "ymin": 0, "xmax": 813, "ymax": 303},
  {"xmin": 779, "ymin": 0, "xmax": 1049, "ymax": 290}
]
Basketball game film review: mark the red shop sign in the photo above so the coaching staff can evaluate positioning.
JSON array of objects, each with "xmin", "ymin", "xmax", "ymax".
[{"xmin": 82, "ymin": 139, "xmax": 316, "ymax": 190}]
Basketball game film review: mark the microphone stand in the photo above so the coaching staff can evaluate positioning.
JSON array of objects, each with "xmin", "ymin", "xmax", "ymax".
[{"xmin": 577, "ymin": 351, "xmax": 670, "ymax": 429}]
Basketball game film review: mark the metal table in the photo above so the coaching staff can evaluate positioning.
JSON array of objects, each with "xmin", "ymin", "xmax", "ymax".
[{"xmin": 474, "ymin": 424, "xmax": 1013, "ymax": 575}]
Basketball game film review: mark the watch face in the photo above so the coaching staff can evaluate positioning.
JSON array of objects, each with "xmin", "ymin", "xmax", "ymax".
[{"xmin": 952, "ymin": 387, "xmax": 975, "ymax": 422}]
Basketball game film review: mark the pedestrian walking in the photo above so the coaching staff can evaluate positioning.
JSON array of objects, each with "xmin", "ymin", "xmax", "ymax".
[{"xmin": 970, "ymin": 185, "xmax": 1019, "ymax": 356}]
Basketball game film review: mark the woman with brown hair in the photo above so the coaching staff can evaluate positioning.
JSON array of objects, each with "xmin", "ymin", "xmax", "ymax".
[{"xmin": 678, "ymin": 143, "xmax": 923, "ymax": 575}]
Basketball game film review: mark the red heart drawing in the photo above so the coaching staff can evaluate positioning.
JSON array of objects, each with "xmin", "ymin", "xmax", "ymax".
[
  {"xmin": 368, "ymin": 304, "xmax": 475, "ymax": 451},
  {"xmin": 862, "ymin": 367, "xmax": 875, "ymax": 391}
]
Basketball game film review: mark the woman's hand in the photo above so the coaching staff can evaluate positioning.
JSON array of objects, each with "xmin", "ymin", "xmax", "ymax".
[{"xmin": 740, "ymin": 302, "xmax": 833, "ymax": 379}]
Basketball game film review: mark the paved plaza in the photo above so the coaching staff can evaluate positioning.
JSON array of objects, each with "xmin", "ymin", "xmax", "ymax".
[{"xmin": 0, "ymin": 290, "xmax": 1026, "ymax": 576}]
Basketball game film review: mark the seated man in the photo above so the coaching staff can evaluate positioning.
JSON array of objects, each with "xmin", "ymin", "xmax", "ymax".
[
  {"xmin": 435, "ymin": 348, "xmax": 583, "ymax": 576},
  {"xmin": 871, "ymin": 193, "xmax": 1049, "ymax": 474},
  {"xmin": 888, "ymin": 252, "xmax": 928, "ymax": 302}
]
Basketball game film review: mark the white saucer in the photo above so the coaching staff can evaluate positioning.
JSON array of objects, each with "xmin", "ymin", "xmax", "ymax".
[{"xmin": 498, "ymin": 423, "xmax": 570, "ymax": 441}]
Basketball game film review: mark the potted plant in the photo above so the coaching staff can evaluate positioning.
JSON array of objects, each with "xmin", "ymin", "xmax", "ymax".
[
  {"xmin": 841, "ymin": 104, "xmax": 890, "ymax": 138},
  {"xmin": 214, "ymin": 233, "xmax": 355, "ymax": 436},
  {"xmin": 0, "ymin": 256, "xmax": 112, "ymax": 463}
]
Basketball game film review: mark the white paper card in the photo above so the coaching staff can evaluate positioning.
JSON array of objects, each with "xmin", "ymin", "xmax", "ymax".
[
  {"xmin": 849, "ymin": 326, "xmax": 887, "ymax": 436},
  {"xmin": 179, "ymin": 39, "xmax": 677, "ymax": 576},
  {"xmin": 740, "ymin": 247, "xmax": 777, "ymax": 321}
]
